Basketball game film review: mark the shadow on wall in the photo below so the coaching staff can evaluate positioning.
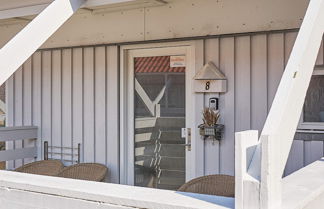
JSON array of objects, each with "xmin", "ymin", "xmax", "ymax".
[{"xmin": 0, "ymin": 84, "xmax": 5, "ymax": 170}]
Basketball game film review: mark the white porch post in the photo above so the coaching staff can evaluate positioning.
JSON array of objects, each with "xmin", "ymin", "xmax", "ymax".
[
  {"xmin": 236, "ymin": 0, "xmax": 324, "ymax": 208},
  {"xmin": 235, "ymin": 131, "xmax": 260, "ymax": 209},
  {"xmin": 0, "ymin": 0, "xmax": 86, "ymax": 87}
]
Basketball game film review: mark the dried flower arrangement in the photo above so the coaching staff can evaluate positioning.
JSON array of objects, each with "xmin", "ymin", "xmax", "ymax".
[{"xmin": 202, "ymin": 108, "xmax": 220, "ymax": 126}]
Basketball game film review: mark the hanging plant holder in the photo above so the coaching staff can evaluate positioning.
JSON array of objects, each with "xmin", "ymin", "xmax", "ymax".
[
  {"xmin": 199, "ymin": 124, "xmax": 224, "ymax": 141},
  {"xmin": 199, "ymin": 108, "xmax": 224, "ymax": 141}
]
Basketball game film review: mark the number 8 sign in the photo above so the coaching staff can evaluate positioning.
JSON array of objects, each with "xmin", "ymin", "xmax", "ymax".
[{"xmin": 205, "ymin": 81, "xmax": 210, "ymax": 90}]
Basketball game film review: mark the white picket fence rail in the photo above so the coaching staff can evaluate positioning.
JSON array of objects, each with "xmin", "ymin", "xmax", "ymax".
[{"xmin": 0, "ymin": 126, "xmax": 37, "ymax": 162}]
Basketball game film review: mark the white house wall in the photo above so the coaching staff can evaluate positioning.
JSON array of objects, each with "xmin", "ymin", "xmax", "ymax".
[
  {"xmin": 6, "ymin": 46, "xmax": 119, "ymax": 183},
  {"xmin": 202, "ymin": 31, "xmax": 296, "ymax": 175},
  {"xmin": 6, "ymin": 30, "xmax": 324, "ymax": 181},
  {"xmin": 0, "ymin": 0, "xmax": 309, "ymax": 49},
  {"xmin": 203, "ymin": 30, "xmax": 324, "ymax": 176}
]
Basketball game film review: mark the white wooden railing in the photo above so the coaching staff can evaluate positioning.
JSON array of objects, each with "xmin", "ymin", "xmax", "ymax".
[
  {"xmin": 0, "ymin": 170, "xmax": 234, "ymax": 209},
  {"xmin": 0, "ymin": 126, "xmax": 37, "ymax": 162},
  {"xmin": 283, "ymin": 129, "xmax": 324, "ymax": 176}
]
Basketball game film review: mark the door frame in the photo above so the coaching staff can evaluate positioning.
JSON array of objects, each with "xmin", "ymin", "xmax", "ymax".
[{"xmin": 119, "ymin": 40, "xmax": 204, "ymax": 186}]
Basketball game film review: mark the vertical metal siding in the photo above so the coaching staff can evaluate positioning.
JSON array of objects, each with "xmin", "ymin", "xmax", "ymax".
[
  {"xmin": 203, "ymin": 31, "xmax": 324, "ymax": 176},
  {"xmin": 7, "ymin": 30, "xmax": 323, "ymax": 181},
  {"xmin": 7, "ymin": 46, "xmax": 119, "ymax": 183}
]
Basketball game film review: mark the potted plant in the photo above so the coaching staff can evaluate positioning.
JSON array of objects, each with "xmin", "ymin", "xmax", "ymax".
[{"xmin": 199, "ymin": 108, "xmax": 224, "ymax": 141}]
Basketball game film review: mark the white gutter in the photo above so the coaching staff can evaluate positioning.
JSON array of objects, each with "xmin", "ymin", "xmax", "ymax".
[
  {"xmin": 0, "ymin": 4, "xmax": 48, "ymax": 20},
  {"xmin": 84, "ymin": 0, "xmax": 138, "ymax": 7}
]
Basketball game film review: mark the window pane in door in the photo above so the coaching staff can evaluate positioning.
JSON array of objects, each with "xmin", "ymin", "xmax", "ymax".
[
  {"xmin": 304, "ymin": 75, "xmax": 324, "ymax": 122},
  {"xmin": 134, "ymin": 56, "xmax": 186, "ymax": 190}
]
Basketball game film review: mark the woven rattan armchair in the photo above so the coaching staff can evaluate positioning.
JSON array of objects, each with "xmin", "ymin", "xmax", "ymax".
[
  {"xmin": 15, "ymin": 160, "xmax": 64, "ymax": 176},
  {"xmin": 57, "ymin": 163, "xmax": 107, "ymax": 182},
  {"xmin": 178, "ymin": 174, "xmax": 235, "ymax": 197}
]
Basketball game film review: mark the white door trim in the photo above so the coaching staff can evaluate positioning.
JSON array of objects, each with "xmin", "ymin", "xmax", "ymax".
[{"xmin": 119, "ymin": 40, "xmax": 204, "ymax": 185}]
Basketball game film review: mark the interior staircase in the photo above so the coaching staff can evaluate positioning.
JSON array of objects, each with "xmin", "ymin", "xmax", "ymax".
[{"xmin": 135, "ymin": 117, "xmax": 185, "ymax": 190}]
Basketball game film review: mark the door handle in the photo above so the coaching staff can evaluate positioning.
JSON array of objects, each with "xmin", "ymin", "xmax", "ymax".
[{"xmin": 181, "ymin": 128, "xmax": 192, "ymax": 151}]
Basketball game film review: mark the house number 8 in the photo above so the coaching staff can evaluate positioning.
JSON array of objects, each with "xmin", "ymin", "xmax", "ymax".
[{"xmin": 205, "ymin": 81, "xmax": 210, "ymax": 90}]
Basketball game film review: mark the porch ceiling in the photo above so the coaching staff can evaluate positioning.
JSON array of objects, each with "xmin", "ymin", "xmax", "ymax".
[
  {"xmin": 0, "ymin": 0, "xmax": 168, "ymax": 21},
  {"xmin": 0, "ymin": 0, "xmax": 53, "ymax": 11}
]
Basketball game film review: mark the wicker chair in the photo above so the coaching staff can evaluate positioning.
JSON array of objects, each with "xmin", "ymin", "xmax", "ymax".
[
  {"xmin": 57, "ymin": 163, "xmax": 107, "ymax": 182},
  {"xmin": 14, "ymin": 160, "xmax": 64, "ymax": 176},
  {"xmin": 178, "ymin": 175, "xmax": 235, "ymax": 197}
]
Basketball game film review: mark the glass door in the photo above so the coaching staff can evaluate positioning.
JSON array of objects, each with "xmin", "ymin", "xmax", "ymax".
[{"xmin": 133, "ymin": 55, "xmax": 186, "ymax": 190}]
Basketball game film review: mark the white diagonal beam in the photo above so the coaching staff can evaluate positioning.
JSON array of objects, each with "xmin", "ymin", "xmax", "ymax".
[
  {"xmin": 0, "ymin": 0, "xmax": 86, "ymax": 87},
  {"xmin": 267, "ymin": 0, "xmax": 324, "ymax": 173},
  {"xmin": 243, "ymin": 0, "xmax": 324, "ymax": 208},
  {"xmin": 248, "ymin": 0, "xmax": 324, "ymax": 178}
]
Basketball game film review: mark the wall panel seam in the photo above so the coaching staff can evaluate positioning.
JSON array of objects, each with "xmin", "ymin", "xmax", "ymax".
[
  {"xmin": 105, "ymin": 46, "xmax": 108, "ymax": 166},
  {"xmin": 202, "ymin": 39, "xmax": 206, "ymax": 175},
  {"xmin": 93, "ymin": 47, "xmax": 96, "ymax": 162},
  {"xmin": 283, "ymin": 32, "xmax": 287, "ymax": 68},
  {"xmin": 82, "ymin": 47, "xmax": 85, "ymax": 162},
  {"xmin": 218, "ymin": 38, "xmax": 221, "ymax": 174},
  {"xmin": 218, "ymin": 38, "xmax": 222, "ymax": 174},
  {"xmin": 60, "ymin": 49, "xmax": 63, "ymax": 161},
  {"xmin": 251, "ymin": 35, "xmax": 254, "ymax": 130},
  {"xmin": 40, "ymin": 51, "xmax": 43, "ymax": 160},
  {"xmin": 234, "ymin": 36, "xmax": 237, "ymax": 127},
  {"xmin": 50, "ymin": 51, "xmax": 53, "ymax": 158},
  {"xmin": 13, "ymin": 73, "xmax": 16, "ymax": 168},
  {"xmin": 266, "ymin": 34, "xmax": 269, "ymax": 112},
  {"xmin": 22, "ymin": 63, "xmax": 25, "ymax": 165},
  {"xmin": 31, "ymin": 54, "xmax": 35, "ymax": 159},
  {"xmin": 71, "ymin": 49, "xmax": 74, "ymax": 163},
  {"xmin": 117, "ymin": 45, "xmax": 121, "ymax": 183}
]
